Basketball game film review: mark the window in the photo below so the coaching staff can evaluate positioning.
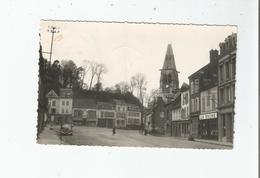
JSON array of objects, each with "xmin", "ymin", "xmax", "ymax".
[
  {"xmin": 62, "ymin": 109, "xmax": 64, "ymax": 114},
  {"xmin": 185, "ymin": 93, "xmax": 189, "ymax": 104},
  {"xmin": 101, "ymin": 111, "xmax": 114, "ymax": 118},
  {"xmin": 194, "ymin": 79, "xmax": 199, "ymax": 93},
  {"xmin": 191, "ymin": 99, "xmax": 194, "ymax": 112},
  {"xmin": 66, "ymin": 101, "xmax": 69, "ymax": 106},
  {"xmin": 225, "ymin": 62, "xmax": 230, "ymax": 80},
  {"xmin": 62, "ymin": 100, "xmax": 65, "ymax": 106},
  {"xmin": 88, "ymin": 110, "xmax": 97, "ymax": 118},
  {"xmin": 232, "ymin": 60, "xmax": 236, "ymax": 78},
  {"xmin": 219, "ymin": 65, "xmax": 224, "ymax": 83},
  {"xmin": 220, "ymin": 88, "xmax": 224, "ymax": 104},
  {"xmin": 190, "ymin": 81, "xmax": 194, "ymax": 94},
  {"xmin": 226, "ymin": 87, "xmax": 231, "ymax": 103},
  {"xmin": 66, "ymin": 109, "xmax": 68, "ymax": 114},
  {"xmin": 207, "ymin": 95, "xmax": 210, "ymax": 106},
  {"xmin": 51, "ymin": 108, "xmax": 56, "ymax": 114},
  {"xmin": 201, "ymin": 96, "xmax": 205, "ymax": 112},
  {"xmin": 196, "ymin": 97, "xmax": 200, "ymax": 111},
  {"xmin": 52, "ymin": 100, "xmax": 56, "ymax": 106},
  {"xmin": 212, "ymin": 94, "xmax": 216, "ymax": 110},
  {"xmin": 128, "ymin": 112, "xmax": 140, "ymax": 117}
]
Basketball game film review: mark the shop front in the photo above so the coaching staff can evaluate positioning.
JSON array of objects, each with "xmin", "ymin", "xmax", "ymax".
[
  {"xmin": 199, "ymin": 112, "xmax": 218, "ymax": 140},
  {"xmin": 97, "ymin": 118, "xmax": 114, "ymax": 128},
  {"xmin": 172, "ymin": 120, "xmax": 190, "ymax": 137}
]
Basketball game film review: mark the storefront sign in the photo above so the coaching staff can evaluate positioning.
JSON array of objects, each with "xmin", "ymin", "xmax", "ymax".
[{"xmin": 199, "ymin": 112, "xmax": 217, "ymax": 120}]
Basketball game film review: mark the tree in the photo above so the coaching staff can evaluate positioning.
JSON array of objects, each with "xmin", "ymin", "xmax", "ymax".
[
  {"xmin": 93, "ymin": 82, "xmax": 103, "ymax": 92},
  {"xmin": 131, "ymin": 73, "xmax": 148, "ymax": 124},
  {"xmin": 88, "ymin": 61, "xmax": 98, "ymax": 90},
  {"xmin": 113, "ymin": 81, "xmax": 130, "ymax": 94},
  {"xmin": 96, "ymin": 63, "xmax": 107, "ymax": 84},
  {"xmin": 146, "ymin": 89, "xmax": 160, "ymax": 108},
  {"xmin": 129, "ymin": 79, "xmax": 136, "ymax": 94},
  {"xmin": 61, "ymin": 60, "xmax": 81, "ymax": 90},
  {"xmin": 79, "ymin": 60, "xmax": 91, "ymax": 89}
]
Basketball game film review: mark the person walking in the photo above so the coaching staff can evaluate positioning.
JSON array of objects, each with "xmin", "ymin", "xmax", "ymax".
[{"xmin": 112, "ymin": 127, "xmax": 116, "ymax": 136}]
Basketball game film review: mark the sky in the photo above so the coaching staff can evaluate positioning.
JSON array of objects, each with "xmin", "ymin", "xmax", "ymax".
[{"xmin": 40, "ymin": 21, "xmax": 236, "ymax": 95}]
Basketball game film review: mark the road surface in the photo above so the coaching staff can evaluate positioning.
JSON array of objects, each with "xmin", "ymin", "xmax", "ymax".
[{"xmin": 59, "ymin": 126, "xmax": 231, "ymax": 149}]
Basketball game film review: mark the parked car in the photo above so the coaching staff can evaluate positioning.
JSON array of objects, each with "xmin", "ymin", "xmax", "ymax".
[{"xmin": 59, "ymin": 124, "xmax": 73, "ymax": 136}]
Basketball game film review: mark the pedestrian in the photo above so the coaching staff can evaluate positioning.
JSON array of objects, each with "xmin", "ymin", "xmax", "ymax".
[{"xmin": 112, "ymin": 127, "xmax": 116, "ymax": 136}]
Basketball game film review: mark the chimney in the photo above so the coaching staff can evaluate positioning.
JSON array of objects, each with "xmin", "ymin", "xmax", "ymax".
[{"xmin": 209, "ymin": 49, "xmax": 219, "ymax": 63}]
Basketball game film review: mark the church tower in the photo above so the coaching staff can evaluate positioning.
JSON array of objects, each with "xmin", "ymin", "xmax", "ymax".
[{"xmin": 160, "ymin": 44, "xmax": 179, "ymax": 101}]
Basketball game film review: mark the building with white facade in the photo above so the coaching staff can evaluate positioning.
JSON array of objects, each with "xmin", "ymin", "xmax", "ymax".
[{"xmin": 46, "ymin": 88, "xmax": 73, "ymax": 124}]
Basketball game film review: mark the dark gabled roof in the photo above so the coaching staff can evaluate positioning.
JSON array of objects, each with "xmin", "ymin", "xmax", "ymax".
[
  {"xmin": 180, "ymin": 82, "xmax": 189, "ymax": 92},
  {"xmin": 73, "ymin": 90, "xmax": 141, "ymax": 106},
  {"xmin": 165, "ymin": 93, "xmax": 181, "ymax": 109},
  {"xmin": 73, "ymin": 98, "xmax": 98, "ymax": 109},
  {"xmin": 188, "ymin": 63, "xmax": 209, "ymax": 79}
]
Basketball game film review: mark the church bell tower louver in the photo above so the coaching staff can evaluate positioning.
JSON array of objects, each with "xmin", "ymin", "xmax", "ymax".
[{"xmin": 160, "ymin": 44, "xmax": 179, "ymax": 101}]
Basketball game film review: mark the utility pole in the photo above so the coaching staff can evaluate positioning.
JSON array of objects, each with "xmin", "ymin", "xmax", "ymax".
[{"xmin": 47, "ymin": 26, "xmax": 60, "ymax": 64}]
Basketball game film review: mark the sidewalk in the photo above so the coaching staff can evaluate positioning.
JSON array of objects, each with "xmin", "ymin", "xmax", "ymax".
[
  {"xmin": 194, "ymin": 138, "xmax": 233, "ymax": 147},
  {"xmin": 174, "ymin": 136, "xmax": 233, "ymax": 147},
  {"xmin": 37, "ymin": 125, "xmax": 63, "ymax": 145}
]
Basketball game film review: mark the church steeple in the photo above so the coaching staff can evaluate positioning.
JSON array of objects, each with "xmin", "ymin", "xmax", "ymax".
[{"xmin": 160, "ymin": 44, "xmax": 179, "ymax": 101}]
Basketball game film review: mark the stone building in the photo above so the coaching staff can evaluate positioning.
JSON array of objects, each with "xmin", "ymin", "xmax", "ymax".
[
  {"xmin": 218, "ymin": 33, "xmax": 237, "ymax": 143},
  {"xmin": 46, "ymin": 88, "xmax": 73, "ymax": 124},
  {"xmin": 168, "ymin": 93, "xmax": 182, "ymax": 137},
  {"xmin": 126, "ymin": 104, "xmax": 142, "ymax": 129},
  {"xmin": 72, "ymin": 98, "xmax": 98, "ymax": 126},
  {"xmin": 151, "ymin": 97, "xmax": 167, "ymax": 134},
  {"xmin": 152, "ymin": 44, "xmax": 180, "ymax": 134},
  {"xmin": 97, "ymin": 102, "xmax": 116, "ymax": 128},
  {"xmin": 189, "ymin": 49, "xmax": 219, "ymax": 138},
  {"xmin": 72, "ymin": 91, "xmax": 141, "ymax": 129}
]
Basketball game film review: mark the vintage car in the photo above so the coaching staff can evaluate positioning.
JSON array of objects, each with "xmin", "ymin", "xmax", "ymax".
[{"xmin": 59, "ymin": 124, "xmax": 73, "ymax": 136}]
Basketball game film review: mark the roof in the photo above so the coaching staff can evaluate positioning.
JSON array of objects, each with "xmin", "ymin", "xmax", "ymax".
[
  {"xmin": 162, "ymin": 44, "xmax": 177, "ymax": 70},
  {"xmin": 73, "ymin": 98, "xmax": 98, "ymax": 109},
  {"xmin": 46, "ymin": 90, "xmax": 58, "ymax": 98},
  {"xmin": 180, "ymin": 82, "xmax": 189, "ymax": 92},
  {"xmin": 165, "ymin": 93, "xmax": 181, "ymax": 109},
  {"xmin": 60, "ymin": 88, "xmax": 73, "ymax": 97}
]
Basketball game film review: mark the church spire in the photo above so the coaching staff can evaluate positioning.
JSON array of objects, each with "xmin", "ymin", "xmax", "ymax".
[
  {"xmin": 160, "ymin": 44, "xmax": 179, "ymax": 101},
  {"xmin": 162, "ymin": 44, "xmax": 177, "ymax": 70}
]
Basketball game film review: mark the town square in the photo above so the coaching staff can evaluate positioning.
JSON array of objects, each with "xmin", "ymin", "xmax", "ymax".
[{"xmin": 37, "ymin": 21, "xmax": 237, "ymax": 149}]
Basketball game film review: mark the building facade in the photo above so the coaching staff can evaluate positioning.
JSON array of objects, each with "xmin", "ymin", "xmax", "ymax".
[
  {"xmin": 189, "ymin": 49, "xmax": 219, "ymax": 138},
  {"xmin": 97, "ymin": 102, "xmax": 116, "ymax": 128},
  {"xmin": 218, "ymin": 33, "xmax": 237, "ymax": 143},
  {"xmin": 170, "ymin": 93, "xmax": 187, "ymax": 137},
  {"xmin": 180, "ymin": 83, "xmax": 190, "ymax": 137},
  {"xmin": 127, "ymin": 104, "xmax": 141, "ymax": 129},
  {"xmin": 151, "ymin": 97, "xmax": 167, "ymax": 134},
  {"xmin": 72, "ymin": 98, "xmax": 98, "ymax": 126},
  {"xmin": 46, "ymin": 88, "xmax": 73, "ymax": 124},
  {"xmin": 199, "ymin": 86, "xmax": 218, "ymax": 140},
  {"xmin": 189, "ymin": 71, "xmax": 202, "ymax": 137},
  {"xmin": 115, "ymin": 100, "xmax": 128, "ymax": 128},
  {"xmin": 72, "ymin": 95, "xmax": 141, "ymax": 129}
]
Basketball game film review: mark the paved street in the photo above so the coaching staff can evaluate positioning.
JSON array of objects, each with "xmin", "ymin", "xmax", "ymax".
[{"xmin": 49, "ymin": 126, "xmax": 232, "ymax": 149}]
